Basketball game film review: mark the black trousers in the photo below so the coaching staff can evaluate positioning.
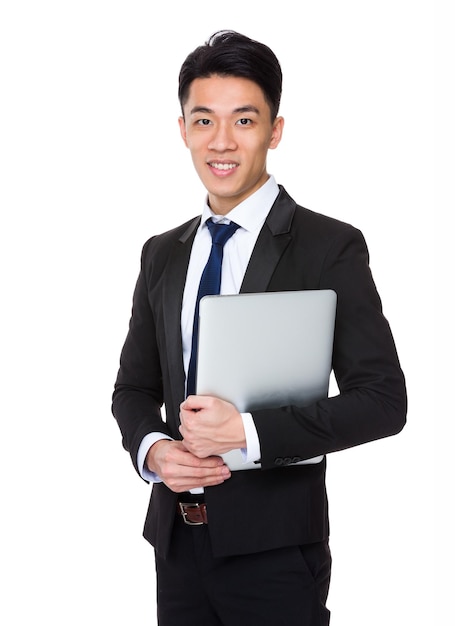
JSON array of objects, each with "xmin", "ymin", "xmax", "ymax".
[{"xmin": 154, "ymin": 513, "xmax": 331, "ymax": 626}]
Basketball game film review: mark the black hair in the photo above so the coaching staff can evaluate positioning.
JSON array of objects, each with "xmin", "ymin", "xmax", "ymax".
[{"xmin": 178, "ymin": 30, "xmax": 282, "ymax": 121}]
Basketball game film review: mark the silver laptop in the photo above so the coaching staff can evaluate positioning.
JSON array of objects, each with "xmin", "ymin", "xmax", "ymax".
[{"xmin": 195, "ymin": 289, "xmax": 337, "ymax": 470}]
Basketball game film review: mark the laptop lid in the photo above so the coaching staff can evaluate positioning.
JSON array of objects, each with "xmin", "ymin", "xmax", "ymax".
[{"xmin": 195, "ymin": 289, "xmax": 337, "ymax": 470}]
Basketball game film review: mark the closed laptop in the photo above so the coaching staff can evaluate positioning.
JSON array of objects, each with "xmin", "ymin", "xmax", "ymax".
[{"xmin": 196, "ymin": 289, "xmax": 337, "ymax": 470}]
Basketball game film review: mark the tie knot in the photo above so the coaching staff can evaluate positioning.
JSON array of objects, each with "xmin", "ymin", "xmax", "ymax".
[{"xmin": 206, "ymin": 219, "xmax": 240, "ymax": 247}]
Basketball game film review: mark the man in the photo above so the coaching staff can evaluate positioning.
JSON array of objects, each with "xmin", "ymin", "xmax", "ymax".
[{"xmin": 112, "ymin": 31, "xmax": 406, "ymax": 625}]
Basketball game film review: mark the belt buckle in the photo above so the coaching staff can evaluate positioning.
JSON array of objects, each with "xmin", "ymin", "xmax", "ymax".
[{"xmin": 179, "ymin": 502, "xmax": 205, "ymax": 526}]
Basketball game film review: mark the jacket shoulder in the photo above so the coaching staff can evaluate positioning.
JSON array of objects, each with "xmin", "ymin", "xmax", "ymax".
[
  {"xmin": 141, "ymin": 216, "xmax": 200, "ymax": 257},
  {"xmin": 276, "ymin": 186, "xmax": 361, "ymax": 242}
]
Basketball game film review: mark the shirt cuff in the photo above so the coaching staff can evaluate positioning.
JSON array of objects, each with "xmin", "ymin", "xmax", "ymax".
[
  {"xmin": 240, "ymin": 412, "xmax": 261, "ymax": 463},
  {"xmin": 137, "ymin": 433, "xmax": 173, "ymax": 482}
]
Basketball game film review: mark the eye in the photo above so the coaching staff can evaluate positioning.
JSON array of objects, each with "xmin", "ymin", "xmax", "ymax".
[
  {"xmin": 236, "ymin": 118, "xmax": 252, "ymax": 126},
  {"xmin": 196, "ymin": 118, "xmax": 212, "ymax": 126}
]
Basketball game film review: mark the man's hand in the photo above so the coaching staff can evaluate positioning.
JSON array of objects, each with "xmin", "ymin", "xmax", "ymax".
[
  {"xmin": 145, "ymin": 439, "xmax": 231, "ymax": 493},
  {"xmin": 179, "ymin": 395, "xmax": 247, "ymax": 458}
]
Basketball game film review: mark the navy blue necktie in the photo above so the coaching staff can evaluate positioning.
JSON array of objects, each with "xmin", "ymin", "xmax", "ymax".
[{"xmin": 186, "ymin": 219, "xmax": 240, "ymax": 396}]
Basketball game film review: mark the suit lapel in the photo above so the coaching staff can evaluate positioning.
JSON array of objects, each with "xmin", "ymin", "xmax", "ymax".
[
  {"xmin": 162, "ymin": 217, "xmax": 200, "ymax": 425},
  {"xmin": 241, "ymin": 186, "xmax": 295, "ymax": 293}
]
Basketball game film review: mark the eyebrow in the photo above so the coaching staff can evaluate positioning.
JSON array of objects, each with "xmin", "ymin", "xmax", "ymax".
[{"xmin": 189, "ymin": 105, "xmax": 261, "ymax": 116}]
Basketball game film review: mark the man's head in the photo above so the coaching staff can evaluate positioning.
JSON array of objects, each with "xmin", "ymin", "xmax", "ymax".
[
  {"xmin": 178, "ymin": 31, "xmax": 282, "ymax": 123},
  {"xmin": 178, "ymin": 32, "xmax": 284, "ymax": 215}
]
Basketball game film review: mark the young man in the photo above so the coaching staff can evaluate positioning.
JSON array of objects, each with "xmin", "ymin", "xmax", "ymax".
[{"xmin": 112, "ymin": 31, "xmax": 406, "ymax": 625}]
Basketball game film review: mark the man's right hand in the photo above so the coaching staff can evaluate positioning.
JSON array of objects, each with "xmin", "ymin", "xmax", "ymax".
[{"xmin": 145, "ymin": 439, "xmax": 231, "ymax": 493}]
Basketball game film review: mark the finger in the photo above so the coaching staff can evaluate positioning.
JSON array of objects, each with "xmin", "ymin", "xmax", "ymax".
[
  {"xmin": 180, "ymin": 395, "xmax": 213, "ymax": 412},
  {"xmin": 163, "ymin": 461, "xmax": 231, "ymax": 492},
  {"xmin": 177, "ymin": 448, "xmax": 225, "ymax": 467}
]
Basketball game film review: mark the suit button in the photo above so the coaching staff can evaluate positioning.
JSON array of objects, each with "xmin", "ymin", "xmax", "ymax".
[
  {"xmin": 292, "ymin": 457, "xmax": 302, "ymax": 463},
  {"xmin": 274, "ymin": 458, "xmax": 284, "ymax": 466},
  {"xmin": 283, "ymin": 457, "xmax": 292, "ymax": 465}
]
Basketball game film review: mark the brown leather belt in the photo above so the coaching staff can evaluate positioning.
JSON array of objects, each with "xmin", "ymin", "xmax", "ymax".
[{"xmin": 177, "ymin": 502, "xmax": 208, "ymax": 525}]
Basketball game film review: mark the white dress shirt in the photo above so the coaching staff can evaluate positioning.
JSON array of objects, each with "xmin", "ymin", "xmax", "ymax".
[{"xmin": 138, "ymin": 176, "xmax": 280, "ymax": 485}]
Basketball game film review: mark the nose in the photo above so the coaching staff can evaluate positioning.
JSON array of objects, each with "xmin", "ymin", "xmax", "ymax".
[{"xmin": 207, "ymin": 122, "xmax": 237, "ymax": 152}]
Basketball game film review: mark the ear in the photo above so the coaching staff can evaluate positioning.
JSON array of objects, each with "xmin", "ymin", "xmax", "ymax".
[
  {"xmin": 269, "ymin": 116, "xmax": 284, "ymax": 150},
  {"xmin": 178, "ymin": 116, "xmax": 188, "ymax": 147}
]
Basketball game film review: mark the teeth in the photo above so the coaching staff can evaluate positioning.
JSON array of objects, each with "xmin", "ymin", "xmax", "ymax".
[{"xmin": 210, "ymin": 162, "xmax": 237, "ymax": 170}]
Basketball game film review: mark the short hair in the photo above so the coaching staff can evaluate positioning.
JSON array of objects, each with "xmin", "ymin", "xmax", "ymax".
[{"xmin": 178, "ymin": 31, "xmax": 282, "ymax": 121}]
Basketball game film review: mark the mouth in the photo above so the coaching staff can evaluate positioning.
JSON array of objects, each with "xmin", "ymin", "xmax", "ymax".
[{"xmin": 208, "ymin": 161, "xmax": 239, "ymax": 172}]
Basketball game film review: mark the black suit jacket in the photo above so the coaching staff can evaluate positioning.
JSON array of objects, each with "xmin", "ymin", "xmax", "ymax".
[{"xmin": 112, "ymin": 186, "xmax": 406, "ymax": 557}]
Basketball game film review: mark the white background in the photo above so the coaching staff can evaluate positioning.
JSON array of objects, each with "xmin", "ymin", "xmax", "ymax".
[{"xmin": 1, "ymin": 1, "xmax": 445, "ymax": 624}]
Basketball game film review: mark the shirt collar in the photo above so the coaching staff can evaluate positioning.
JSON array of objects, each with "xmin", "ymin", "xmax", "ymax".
[{"xmin": 200, "ymin": 175, "xmax": 279, "ymax": 232}]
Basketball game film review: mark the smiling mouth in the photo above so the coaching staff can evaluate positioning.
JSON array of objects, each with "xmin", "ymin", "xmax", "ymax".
[{"xmin": 208, "ymin": 162, "xmax": 238, "ymax": 171}]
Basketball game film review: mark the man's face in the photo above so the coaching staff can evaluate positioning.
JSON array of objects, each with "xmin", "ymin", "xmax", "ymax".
[{"xmin": 179, "ymin": 75, "xmax": 284, "ymax": 215}]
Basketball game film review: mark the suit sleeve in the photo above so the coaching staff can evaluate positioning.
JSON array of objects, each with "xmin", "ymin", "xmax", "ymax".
[
  {"xmin": 111, "ymin": 239, "xmax": 171, "ymax": 476},
  {"xmin": 252, "ymin": 227, "xmax": 407, "ymax": 469}
]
